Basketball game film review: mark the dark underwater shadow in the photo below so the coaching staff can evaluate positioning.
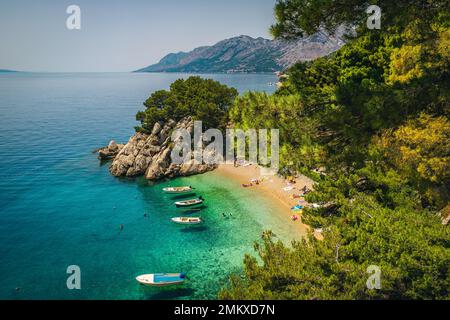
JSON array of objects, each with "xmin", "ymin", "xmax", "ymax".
[
  {"xmin": 171, "ymin": 193, "xmax": 197, "ymax": 200},
  {"xmin": 142, "ymin": 287, "xmax": 196, "ymax": 300},
  {"xmin": 138, "ymin": 177, "xmax": 187, "ymax": 188},
  {"xmin": 177, "ymin": 205, "xmax": 208, "ymax": 214},
  {"xmin": 98, "ymin": 159, "xmax": 112, "ymax": 167},
  {"xmin": 179, "ymin": 226, "xmax": 209, "ymax": 233}
]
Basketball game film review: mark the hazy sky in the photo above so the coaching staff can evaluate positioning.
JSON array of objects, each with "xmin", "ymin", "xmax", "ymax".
[{"xmin": 0, "ymin": 0, "xmax": 277, "ymax": 72}]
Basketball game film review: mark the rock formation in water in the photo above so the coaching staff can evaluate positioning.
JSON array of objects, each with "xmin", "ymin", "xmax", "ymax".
[
  {"xmin": 98, "ymin": 117, "xmax": 217, "ymax": 180},
  {"xmin": 97, "ymin": 140, "xmax": 125, "ymax": 161}
]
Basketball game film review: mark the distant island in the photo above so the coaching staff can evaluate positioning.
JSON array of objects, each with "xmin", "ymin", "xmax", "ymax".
[
  {"xmin": 0, "ymin": 69, "xmax": 19, "ymax": 73},
  {"xmin": 135, "ymin": 31, "xmax": 344, "ymax": 74}
]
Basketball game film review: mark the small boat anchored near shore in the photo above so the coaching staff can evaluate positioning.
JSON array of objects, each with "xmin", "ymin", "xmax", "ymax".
[
  {"xmin": 171, "ymin": 217, "xmax": 202, "ymax": 225},
  {"xmin": 175, "ymin": 197, "xmax": 204, "ymax": 208},
  {"xmin": 136, "ymin": 273, "xmax": 187, "ymax": 287},
  {"xmin": 163, "ymin": 186, "xmax": 194, "ymax": 194}
]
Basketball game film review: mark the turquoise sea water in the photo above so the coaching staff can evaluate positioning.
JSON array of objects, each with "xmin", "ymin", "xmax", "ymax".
[{"xmin": 0, "ymin": 72, "xmax": 297, "ymax": 300}]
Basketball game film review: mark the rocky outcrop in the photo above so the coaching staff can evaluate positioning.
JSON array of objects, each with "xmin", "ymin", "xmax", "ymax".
[
  {"xmin": 99, "ymin": 117, "xmax": 218, "ymax": 180},
  {"xmin": 97, "ymin": 140, "xmax": 125, "ymax": 160}
]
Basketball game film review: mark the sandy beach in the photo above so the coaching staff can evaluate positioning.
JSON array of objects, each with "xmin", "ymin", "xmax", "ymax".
[{"xmin": 214, "ymin": 163, "xmax": 317, "ymax": 237}]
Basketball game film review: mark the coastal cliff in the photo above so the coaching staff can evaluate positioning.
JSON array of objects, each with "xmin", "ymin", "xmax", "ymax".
[{"xmin": 99, "ymin": 117, "xmax": 217, "ymax": 180}]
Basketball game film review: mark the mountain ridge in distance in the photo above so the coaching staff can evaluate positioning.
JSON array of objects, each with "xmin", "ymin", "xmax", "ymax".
[{"xmin": 136, "ymin": 31, "xmax": 345, "ymax": 74}]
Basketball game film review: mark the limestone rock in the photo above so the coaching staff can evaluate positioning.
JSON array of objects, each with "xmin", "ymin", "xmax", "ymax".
[
  {"xmin": 98, "ymin": 116, "xmax": 218, "ymax": 180},
  {"xmin": 97, "ymin": 140, "xmax": 124, "ymax": 161}
]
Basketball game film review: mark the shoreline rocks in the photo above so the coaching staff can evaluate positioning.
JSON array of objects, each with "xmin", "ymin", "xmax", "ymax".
[
  {"xmin": 98, "ymin": 117, "xmax": 217, "ymax": 181},
  {"xmin": 97, "ymin": 140, "xmax": 125, "ymax": 161}
]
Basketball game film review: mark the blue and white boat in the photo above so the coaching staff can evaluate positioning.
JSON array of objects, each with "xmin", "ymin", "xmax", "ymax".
[{"xmin": 136, "ymin": 273, "xmax": 186, "ymax": 286}]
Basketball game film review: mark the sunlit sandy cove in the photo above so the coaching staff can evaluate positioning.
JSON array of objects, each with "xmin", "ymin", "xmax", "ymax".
[{"xmin": 214, "ymin": 163, "xmax": 323, "ymax": 239}]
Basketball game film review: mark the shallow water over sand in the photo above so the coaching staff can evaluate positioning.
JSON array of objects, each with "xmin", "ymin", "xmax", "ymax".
[{"xmin": 0, "ymin": 72, "xmax": 300, "ymax": 299}]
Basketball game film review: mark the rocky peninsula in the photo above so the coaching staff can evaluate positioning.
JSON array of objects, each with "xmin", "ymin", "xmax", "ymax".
[{"xmin": 97, "ymin": 117, "xmax": 217, "ymax": 180}]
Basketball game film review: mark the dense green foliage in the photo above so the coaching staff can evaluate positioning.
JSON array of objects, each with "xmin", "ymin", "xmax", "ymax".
[
  {"xmin": 220, "ymin": 199, "xmax": 448, "ymax": 299},
  {"xmin": 221, "ymin": 0, "xmax": 449, "ymax": 299},
  {"xmin": 229, "ymin": 93, "xmax": 324, "ymax": 172},
  {"xmin": 135, "ymin": 76, "xmax": 238, "ymax": 132},
  {"xmin": 270, "ymin": 0, "xmax": 449, "ymax": 38}
]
